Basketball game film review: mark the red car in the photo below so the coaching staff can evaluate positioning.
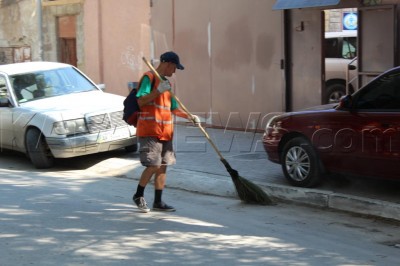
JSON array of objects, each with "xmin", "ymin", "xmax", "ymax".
[{"xmin": 263, "ymin": 67, "xmax": 400, "ymax": 187}]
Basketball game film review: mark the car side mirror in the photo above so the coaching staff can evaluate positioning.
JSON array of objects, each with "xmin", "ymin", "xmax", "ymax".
[
  {"xmin": 348, "ymin": 65, "xmax": 357, "ymax": 71},
  {"xmin": 97, "ymin": 84, "xmax": 106, "ymax": 91},
  {"xmin": 0, "ymin": 97, "xmax": 10, "ymax": 107},
  {"xmin": 338, "ymin": 94, "xmax": 352, "ymax": 109}
]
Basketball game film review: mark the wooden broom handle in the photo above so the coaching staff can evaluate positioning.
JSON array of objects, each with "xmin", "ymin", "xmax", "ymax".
[
  {"xmin": 142, "ymin": 56, "xmax": 225, "ymax": 160},
  {"xmin": 142, "ymin": 57, "xmax": 192, "ymax": 118}
]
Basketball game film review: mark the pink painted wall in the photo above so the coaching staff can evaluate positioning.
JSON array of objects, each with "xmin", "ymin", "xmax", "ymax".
[
  {"xmin": 82, "ymin": 0, "xmax": 284, "ymax": 130},
  {"xmin": 83, "ymin": 0, "xmax": 151, "ymax": 96},
  {"xmin": 151, "ymin": 0, "xmax": 284, "ymax": 130}
]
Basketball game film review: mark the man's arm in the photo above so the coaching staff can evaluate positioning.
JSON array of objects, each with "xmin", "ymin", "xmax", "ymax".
[
  {"xmin": 137, "ymin": 89, "xmax": 161, "ymax": 107},
  {"xmin": 172, "ymin": 108, "xmax": 190, "ymax": 119}
]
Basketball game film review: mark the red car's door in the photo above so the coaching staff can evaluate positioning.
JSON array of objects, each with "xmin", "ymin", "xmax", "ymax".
[
  {"xmin": 329, "ymin": 111, "xmax": 400, "ymax": 179},
  {"xmin": 326, "ymin": 70, "xmax": 400, "ymax": 179}
]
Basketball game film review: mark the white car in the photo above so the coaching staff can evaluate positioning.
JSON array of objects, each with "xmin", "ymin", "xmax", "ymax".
[
  {"xmin": 0, "ymin": 61, "xmax": 137, "ymax": 168},
  {"xmin": 324, "ymin": 31, "xmax": 357, "ymax": 104}
]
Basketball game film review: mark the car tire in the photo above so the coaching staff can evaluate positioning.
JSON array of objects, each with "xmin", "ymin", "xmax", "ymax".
[
  {"xmin": 26, "ymin": 128, "xmax": 55, "ymax": 169},
  {"xmin": 324, "ymin": 83, "xmax": 346, "ymax": 104},
  {"xmin": 281, "ymin": 137, "xmax": 322, "ymax": 187},
  {"xmin": 125, "ymin": 143, "xmax": 138, "ymax": 153}
]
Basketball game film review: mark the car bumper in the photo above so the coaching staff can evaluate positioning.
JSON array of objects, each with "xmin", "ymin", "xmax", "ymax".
[
  {"xmin": 46, "ymin": 126, "xmax": 137, "ymax": 158},
  {"xmin": 262, "ymin": 133, "xmax": 281, "ymax": 164}
]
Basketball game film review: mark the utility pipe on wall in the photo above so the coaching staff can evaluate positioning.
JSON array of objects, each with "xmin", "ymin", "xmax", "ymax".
[{"xmin": 36, "ymin": 0, "xmax": 43, "ymax": 60}]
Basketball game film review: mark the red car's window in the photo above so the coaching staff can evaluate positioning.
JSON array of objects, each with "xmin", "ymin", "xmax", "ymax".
[{"xmin": 354, "ymin": 74, "xmax": 400, "ymax": 110}]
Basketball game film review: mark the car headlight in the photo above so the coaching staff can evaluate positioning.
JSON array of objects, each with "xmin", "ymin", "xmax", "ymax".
[
  {"xmin": 266, "ymin": 116, "xmax": 278, "ymax": 131},
  {"xmin": 265, "ymin": 116, "xmax": 284, "ymax": 137},
  {"xmin": 53, "ymin": 119, "xmax": 88, "ymax": 135}
]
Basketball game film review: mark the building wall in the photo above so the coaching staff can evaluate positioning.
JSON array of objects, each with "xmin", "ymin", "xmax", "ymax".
[
  {"xmin": 0, "ymin": 0, "xmax": 84, "ymax": 64},
  {"xmin": 0, "ymin": 0, "xmax": 39, "ymax": 61},
  {"xmin": 289, "ymin": 8, "xmax": 323, "ymax": 110},
  {"xmin": 0, "ymin": 0, "xmax": 284, "ymax": 130},
  {"xmin": 0, "ymin": 0, "xmax": 151, "ymax": 98},
  {"xmin": 151, "ymin": 0, "xmax": 285, "ymax": 130},
  {"xmin": 3, "ymin": 0, "xmax": 398, "ymax": 130},
  {"xmin": 42, "ymin": 1, "xmax": 84, "ymax": 65},
  {"xmin": 83, "ymin": 0, "xmax": 151, "ymax": 97}
]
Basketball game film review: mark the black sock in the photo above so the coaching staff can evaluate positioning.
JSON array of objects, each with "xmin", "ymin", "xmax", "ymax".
[
  {"xmin": 134, "ymin": 185, "xmax": 145, "ymax": 198},
  {"xmin": 155, "ymin": 189, "xmax": 163, "ymax": 203}
]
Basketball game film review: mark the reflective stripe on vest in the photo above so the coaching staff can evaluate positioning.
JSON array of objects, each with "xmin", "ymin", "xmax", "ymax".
[
  {"xmin": 139, "ymin": 116, "xmax": 174, "ymax": 124},
  {"xmin": 145, "ymin": 102, "xmax": 170, "ymax": 111}
]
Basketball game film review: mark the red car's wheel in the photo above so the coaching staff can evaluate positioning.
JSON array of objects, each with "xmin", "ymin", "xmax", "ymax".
[{"xmin": 281, "ymin": 137, "xmax": 322, "ymax": 187}]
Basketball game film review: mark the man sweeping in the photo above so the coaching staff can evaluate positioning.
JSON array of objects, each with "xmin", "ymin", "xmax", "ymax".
[{"xmin": 133, "ymin": 51, "xmax": 200, "ymax": 212}]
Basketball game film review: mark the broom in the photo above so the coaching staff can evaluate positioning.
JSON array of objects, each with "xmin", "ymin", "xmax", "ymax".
[{"xmin": 142, "ymin": 57, "xmax": 273, "ymax": 205}]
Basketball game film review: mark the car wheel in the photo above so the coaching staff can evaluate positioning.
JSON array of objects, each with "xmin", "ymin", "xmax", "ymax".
[
  {"xmin": 125, "ymin": 143, "xmax": 138, "ymax": 153},
  {"xmin": 324, "ymin": 83, "xmax": 346, "ymax": 104},
  {"xmin": 281, "ymin": 137, "xmax": 322, "ymax": 187},
  {"xmin": 26, "ymin": 128, "xmax": 55, "ymax": 169}
]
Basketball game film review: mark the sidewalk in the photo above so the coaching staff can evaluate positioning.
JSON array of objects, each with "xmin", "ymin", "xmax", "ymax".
[{"xmin": 91, "ymin": 124, "xmax": 400, "ymax": 222}]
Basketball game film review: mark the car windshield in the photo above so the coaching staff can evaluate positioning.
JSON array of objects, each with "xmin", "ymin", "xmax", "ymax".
[
  {"xmin": 342, "ymin": 37, "xmax": 357, "ymax": 59},
  {"xmin": 11, "ymin": 66, "xmax": 98, "ymax": 103}
]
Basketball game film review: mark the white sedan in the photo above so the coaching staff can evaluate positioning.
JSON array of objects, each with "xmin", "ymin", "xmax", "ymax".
[{"xmin": 0, "ymin": 61, "xmax": 137, "ymax": 168}]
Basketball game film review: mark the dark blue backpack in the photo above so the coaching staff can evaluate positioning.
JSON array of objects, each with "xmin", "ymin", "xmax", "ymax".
[{"xmin": 122, "ymin": 74, "xmax": 155, "ymax": 127}]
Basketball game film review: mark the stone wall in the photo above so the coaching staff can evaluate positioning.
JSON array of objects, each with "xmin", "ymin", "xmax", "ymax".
[
  {"xmin": 0, "ymin": 0, "xmax": 38, "ymax": 64},
  {"xmin": 42, "ymin": 2, "xmax": 84, "ymax": 67},
  {"xmin": 0, "ymin": 0, "xmax": 84, "ymax": 65}
]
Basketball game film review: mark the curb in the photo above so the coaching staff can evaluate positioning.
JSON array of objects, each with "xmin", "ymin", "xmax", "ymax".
[
  {"xmin": 89, "ymin": 157, "xmax": 400, "ymax": 222},
  {"xmin": 259, "ymin": 183, "xmax": 400, "ymax": 221}
]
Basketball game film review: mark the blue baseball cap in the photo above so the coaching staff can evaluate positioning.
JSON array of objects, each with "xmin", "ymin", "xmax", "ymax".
[{"xmin": 160, "ymin": 51, "xmax": 184, "ymax": 70}]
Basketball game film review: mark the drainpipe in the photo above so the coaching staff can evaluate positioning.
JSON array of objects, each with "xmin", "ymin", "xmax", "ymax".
[
  {"xmin": 172, "ymin": 0, "xmax": 175, "ymax": 48},
  {"xmin": 36, "ymin": 0, "xmax": 43, "ymax": 60},
  {"xmin": 283, "ymin": 10, "xmax": 292, "ymax": 112}
]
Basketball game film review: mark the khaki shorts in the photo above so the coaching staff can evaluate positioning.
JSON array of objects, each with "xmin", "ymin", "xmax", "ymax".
[{"xmin": 139, "ymin": 137, "xmax": 176, "ymax": 166}]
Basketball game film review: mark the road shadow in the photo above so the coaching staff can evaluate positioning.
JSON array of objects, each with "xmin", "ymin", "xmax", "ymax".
[
  {"xmin": 322, "ymin": 173, "xmax": 400, "ymax": 203},
  {"xmin": 0, "ymin": 148, "xmax": 139, "ymax": 172},
  {"xmin": 53, "ymin": 149, "xmax": 139, "ymax": 171}
]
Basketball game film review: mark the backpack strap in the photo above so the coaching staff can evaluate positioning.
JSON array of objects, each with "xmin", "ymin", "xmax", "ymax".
[
  {"xmin": 137, "ymin": 71, "xmax": 156, "ymax": 94},
  {"xmin": 148, "ymin": 72, "xmax": 156, "ymax": 90}
]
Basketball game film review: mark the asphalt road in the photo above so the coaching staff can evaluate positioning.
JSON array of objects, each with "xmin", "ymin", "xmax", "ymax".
[
  {"xmin": 0, "ymin": 161, "xmax": 399, "ymax": 266},
  {"xmin": 0, "ymin": 123, "xmax": 400, "ymax": 265}
]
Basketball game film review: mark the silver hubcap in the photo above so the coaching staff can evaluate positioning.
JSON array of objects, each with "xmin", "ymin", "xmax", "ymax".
[{"xmin": 285, "ymin": 146, "xmax": 310, "ymax": 181}]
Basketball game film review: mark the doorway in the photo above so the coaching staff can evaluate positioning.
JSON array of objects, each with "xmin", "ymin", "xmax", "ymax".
[
  {"xmin": 58, "ymin": 16, "xmax": 77, "ymax": 67},
  {"xmin": 323, "ymin": 8, "xmax": 358, "ymax": 104}
]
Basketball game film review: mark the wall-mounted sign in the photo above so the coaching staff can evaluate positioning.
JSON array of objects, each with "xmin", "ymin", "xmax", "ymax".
[{"xmin": 343, "ymin": 12, "xmax": 358, "ymax": 31}]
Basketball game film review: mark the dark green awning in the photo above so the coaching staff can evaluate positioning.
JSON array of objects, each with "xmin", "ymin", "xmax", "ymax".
[{"xmin": 273, "ymin": 0, "xmax": 341, "ymax": 10}]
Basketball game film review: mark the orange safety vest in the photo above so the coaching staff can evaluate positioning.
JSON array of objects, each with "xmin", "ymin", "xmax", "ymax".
[{"xmin": 136, "ymin": 72, "xmax": 174, "ymax": 141}]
